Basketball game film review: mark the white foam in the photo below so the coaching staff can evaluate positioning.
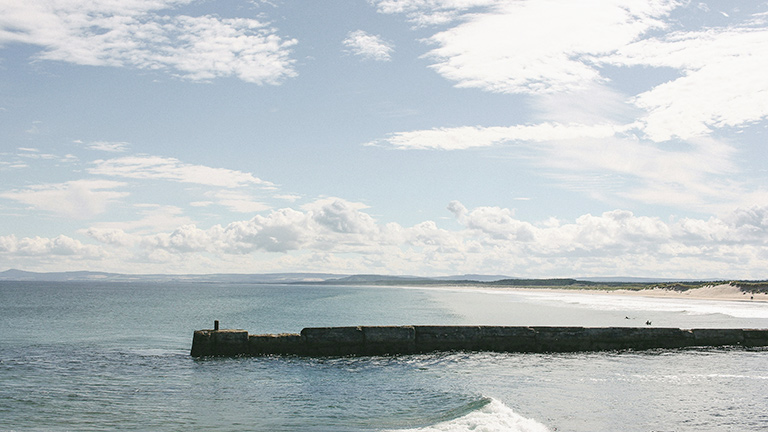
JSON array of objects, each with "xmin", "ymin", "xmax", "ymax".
[{"xmin": 389, "ymin": 398, "xmax": 550, "ymax": 432}]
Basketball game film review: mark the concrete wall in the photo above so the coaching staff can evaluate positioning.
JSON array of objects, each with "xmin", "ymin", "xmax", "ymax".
[{"xmin": 190, "ymin": 325, "xmax": 768, "ymax": 357}]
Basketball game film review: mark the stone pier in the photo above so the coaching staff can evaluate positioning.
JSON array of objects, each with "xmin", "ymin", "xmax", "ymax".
[{"xmin": 190, "ymin": 325, "xmax": 768, "ymax": 357}]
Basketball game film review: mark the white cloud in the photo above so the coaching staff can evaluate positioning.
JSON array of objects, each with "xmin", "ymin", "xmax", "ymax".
[
  {"xmin": 372, "ymin": 0, "xmax": 499, "ymax": 26},
  {"xmin": 86, "ymin": 204, "xmax": 194, "ymax": 234},
  {"xmin": 366, "ymin": 120, "xmax": 757, "ymax": 212},
  {"xmin": 375, "ymin": 1, "xmax": 767, "ymax": 145},
  {"xmin": 89, "ymin": 155, "xmax": 274, "ymax": 188},
  {"xmin": 0, "ymin": 179, "xmax": 128, "ymax": 219},
  {"xmin": 603, "ymin": 25, "xmax": 768, "ymax": 141},
  {"xmin": 207, "ymin": 190, "xmax": 271, "ymax": 213},
  {"xmin": 16, "ymin": 148, "xmax": 57, "ymax": 160},
  {"xmin": 343, "ymin": 30, "xmax": 394, "ymax": 61},
  {"xmin": 0, "ymin": 234, "xmax": 103, "ymax": 257},
  {"xmin": 87, "ymin": 141, "xmax": 129, "ymax": 152},
  {"xmin": 367, "ymin": 122, "xmax": 624, "ymax": 150},
  {"xmin": 0, "ymin": 0, "xmax": 297, "ymax": 84},
  {"xmin": 274, "ymin": 194, "xmax": 301, "ymax": 202},
  {"xmin": 420, "ymin": 0, "xmax": 678, "ymax": 94},
  {"xmin": 364, "ymin": 0, "xmax": 768, "ymax": 214},
  {"xmin": 8, "ymin": 200, "xmax": 768, "ymax": 278}
]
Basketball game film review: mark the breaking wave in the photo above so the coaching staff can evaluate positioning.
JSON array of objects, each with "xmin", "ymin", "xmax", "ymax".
[{"xmin": 386, "ymin": 397, "xmax": 550, "ymax": 432}]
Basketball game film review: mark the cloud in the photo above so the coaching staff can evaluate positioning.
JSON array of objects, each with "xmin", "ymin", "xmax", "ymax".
[
  {"xmin": 419, "ymin": 0, "xmax": 678, "ymax": 94},
  {"xmin": 206, "ymin": 190, "xmax": 271, "ymax": 213},
  {"xmin": 0, "ymin": 234, "xmax": 103, "ymax": 257},
  {"xmin": 372, "ymin": 0, "xmax": 499, "ymax": 27},
  {"xmin": 602, "ymin": 25, "xmax": 768, "ymax": 141},
  {"xmin": 87, "ymin": 141, "xmax": 129, "ymax": 152},
  {"xmin": 89, "ymin": 155, "xmax": 274, "ymax": 188},
  {"xmin": 0, "ymin": 0, "xmax": 297, "ymax": 84},
  {"xmin": 366, "ymin": 122, "xmax": 624, "ymax": 150},
  {"xmin": 9, "ymin": 199, "xmax": 768, "ymax": 278},
  {"xmin": 371, "ymin": 121, "xmax": 752, "ymax": 212},
  {"xmin": 375, "ymin": 1, "xmax": 767, "ymax": 144},
  {"xmin": 343, "ymin": 30, "xmax": 394, "ymax": 61},
  {"xmin": 86, "ymin": 204, "xmax": 194, "ymax": 234},
  {"xmin": 365, "ymin": 3, "xmax": 768, "ymax": 213},
  {"xmin": 0, "ymin": 179, "xmax": 128, "ymax": 219},
  {"xmin": 16, "ymin": 147, "xmax": 57, "ymax": 160},
  {"xmin": 274, "ymin": 194, "xmax": 301, "ymax": 202}
]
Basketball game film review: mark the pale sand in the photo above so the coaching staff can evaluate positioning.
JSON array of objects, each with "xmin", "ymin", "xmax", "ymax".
[
  {"xmin": 422, "ymin": 283, "xmax": 768, "ymax": 302},
  {"xmin": 498, "ymin": 284, "xmax": 767, "ymax": 302}
]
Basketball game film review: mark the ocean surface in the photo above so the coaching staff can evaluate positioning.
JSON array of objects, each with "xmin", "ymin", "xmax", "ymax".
[{"xmin": 1, "ymin": 281, "xmax": 767, "ymax": 431}]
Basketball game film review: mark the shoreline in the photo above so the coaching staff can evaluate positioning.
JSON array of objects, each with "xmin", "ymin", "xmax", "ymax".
[{"xmin": 413, "ymin": 283, "xmax": 768, "ymax": 303}]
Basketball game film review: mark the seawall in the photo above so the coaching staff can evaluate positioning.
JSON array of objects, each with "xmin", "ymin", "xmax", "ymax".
[{"xmin": 190, "ymin": 325, "xmax": 768, "ymax": 357}]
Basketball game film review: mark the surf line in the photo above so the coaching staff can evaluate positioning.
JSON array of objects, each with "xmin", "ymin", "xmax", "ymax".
[{"xmin": 190, "ymin": 323, "xmax": 768, "ymax": 357}]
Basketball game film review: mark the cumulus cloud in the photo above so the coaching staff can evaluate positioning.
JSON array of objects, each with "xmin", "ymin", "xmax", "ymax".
[
  {"xmin": 89, "ymin": 155, "xmax": 274, "ymax": 188},
  {"xmin": 7, "ymin": 199, "xmax": 768, "ymax": 277},
  {"xmin": 343, "ymin": 30, "xmax": 394, "ymax": 61},
  {"xmin": 0, "ymin": 179, "xmax": 128, "ymax": 219},
  {"xmin": 0, "ymin": 234, "xmax": 103, "ymax": 257},
  {"xmin": 0, "ymin": 0, "xmax": 297, "ymax": 84}
]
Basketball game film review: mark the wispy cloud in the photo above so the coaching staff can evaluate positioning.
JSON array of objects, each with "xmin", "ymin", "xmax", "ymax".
[
  {"xmin": 343, "ymin": 30, "xmax": 394, "ymax": 61},
  {"xmin": 602, "ymin": 25, "xmax": 768, "ymax": 141},
  {"xmin": 89, "ymin": 155, "xmax": 275, "ymax": 188},
  {"xmin": 366, "ymin": 122, "xmax": 624, "ymax": 150},
  {"xmin": 367, "ymin": 1, "xmax": 768, "ymax": 213},
  {"xmin": 372, "ymin": 0, "xmax": 498, "ymax": 27},
  {"xmin": 86, "ymin": 141, "xmax": 129, "ymax": 152},
  {"xmin": 0, "ymin": 179, "xmax": 129, "ymax": 219},
  {"xmin": 419, "ymin": 0, "xmax": 678, "ymax": 94},
  {"xmin": 0, "ymin": 0, "xmax": 297, "ymax": 84}
]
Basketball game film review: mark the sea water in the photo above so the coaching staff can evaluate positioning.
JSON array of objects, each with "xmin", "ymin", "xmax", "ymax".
[{"xmin": 1, "ymin": 281, "xmax": 767, "ymax": 431}]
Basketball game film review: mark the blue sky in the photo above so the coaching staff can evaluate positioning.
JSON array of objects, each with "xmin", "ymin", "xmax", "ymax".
[{"xmin": 1, "ymin": 0, "xmax": 767, "ymax": 278}]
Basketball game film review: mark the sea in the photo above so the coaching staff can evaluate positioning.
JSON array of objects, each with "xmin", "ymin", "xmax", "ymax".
[{"xmin": 1, "ymin": 281, "xmax": 767, "ymax": 432}]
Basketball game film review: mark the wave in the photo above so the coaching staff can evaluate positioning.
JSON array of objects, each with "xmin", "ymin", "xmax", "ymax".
[{"xmin": 386, "ymin": 397, "xmax": 550, "ymax": 432}]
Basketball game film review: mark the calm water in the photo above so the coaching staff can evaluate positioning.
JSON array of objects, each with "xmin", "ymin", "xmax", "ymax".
[{"xmin": 1, "ymin": 281, "xmax": 767, "ymax": 431}]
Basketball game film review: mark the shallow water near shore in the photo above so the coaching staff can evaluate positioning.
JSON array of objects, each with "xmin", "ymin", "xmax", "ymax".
[{"xmin": 1, "ymin": 281, "xmax": 767, "ymax": 431}]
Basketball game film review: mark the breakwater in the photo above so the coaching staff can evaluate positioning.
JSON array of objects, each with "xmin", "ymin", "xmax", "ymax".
[{"xmin": 190, "ymin": 324, "xmax": 768, "ymax": 357}]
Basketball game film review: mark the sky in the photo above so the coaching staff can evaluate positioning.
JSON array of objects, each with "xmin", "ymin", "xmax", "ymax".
[{"xmin": 1, "ymin": 0, "xmax": 767, "ymax": 278}]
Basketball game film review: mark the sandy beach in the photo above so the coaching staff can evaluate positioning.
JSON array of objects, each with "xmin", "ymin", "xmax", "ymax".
[{"xmin": 490, "ymin": 283, "xmax": 768, "ymax": 302}]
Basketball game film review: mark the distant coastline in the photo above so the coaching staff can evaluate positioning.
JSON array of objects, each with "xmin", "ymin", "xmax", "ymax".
[{"xmin": 1, "ymin": 268, "xmax": 766, "ymax": 301}]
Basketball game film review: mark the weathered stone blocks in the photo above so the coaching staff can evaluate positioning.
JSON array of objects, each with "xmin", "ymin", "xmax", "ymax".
[
  {"xmin": 191, "ymin": 329, "xmax": 249, "ymax": 357},
  {"xmin": 301, "ymin": 326, "xmax": 365, "ymax": 355},
  {"xmin": 692, "ymin": 328, "xmax": 744, "ymax": 346},
  {"xmin": 362, "ymin": 326, "xmax": 416, "ymax": 355},
  {"xmin": 191, "ymin": 326, "xmax": 768, "ymax": 357}
]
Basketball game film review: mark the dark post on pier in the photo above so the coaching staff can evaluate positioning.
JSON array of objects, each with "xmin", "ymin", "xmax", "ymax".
[{"xmin": 190, "ymin": 325, "xmax": 768, "ymax": 357}]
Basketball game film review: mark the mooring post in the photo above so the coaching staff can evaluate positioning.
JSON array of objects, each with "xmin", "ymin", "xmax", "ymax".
[{"xmin": 214, "ymin": 320, "xmax": 219, "ymax": 331}]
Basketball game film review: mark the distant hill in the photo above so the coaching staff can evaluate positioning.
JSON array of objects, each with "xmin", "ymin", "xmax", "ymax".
[
  {"xmin": 2, "ymin": 269, "xmax": 758, "ymax": 290},
  {"xmin": 578, "ymin": 276, "xmax": 723, "ymax": 283}
]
